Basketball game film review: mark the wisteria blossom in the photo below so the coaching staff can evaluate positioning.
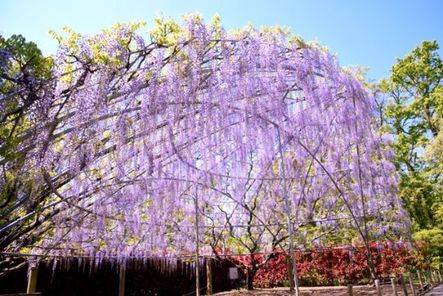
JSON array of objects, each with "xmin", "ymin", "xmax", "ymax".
[{"xmin": 1, "ymin": 17, "xmax": 409, "ymax": 265}]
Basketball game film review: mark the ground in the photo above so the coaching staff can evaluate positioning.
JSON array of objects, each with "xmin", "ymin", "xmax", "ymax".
[
  {"xmin": 213, "ymin": 283, "xmax": 424, "ymax": 295},
  {"xmin": 427, "ymin": 284, "xmax": 443, "ymax": 295}
]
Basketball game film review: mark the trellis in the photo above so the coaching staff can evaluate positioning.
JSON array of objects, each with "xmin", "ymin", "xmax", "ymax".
[{"xmin": 0, "ymin": 16, "xmax": 410, "ymax": 295}]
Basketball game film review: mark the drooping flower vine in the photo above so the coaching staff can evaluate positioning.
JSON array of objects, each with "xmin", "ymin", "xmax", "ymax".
[{"xmin": 1, "ymin": 16, "xmax": 409, "ymax": 267}]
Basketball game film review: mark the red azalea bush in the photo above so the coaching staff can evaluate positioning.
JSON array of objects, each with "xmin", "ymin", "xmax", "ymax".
[{"xmin": 228, "ymin": 242, "xmax": 426, "ymax": 288}]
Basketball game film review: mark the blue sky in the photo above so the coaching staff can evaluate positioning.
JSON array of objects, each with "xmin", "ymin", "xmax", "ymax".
[{"xmin": 1, "ymin": 0, "xmax": 442, "ymax": 81}]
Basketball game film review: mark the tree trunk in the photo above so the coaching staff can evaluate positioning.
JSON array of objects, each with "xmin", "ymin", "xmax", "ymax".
[
  {"xmin": 364, "ymin": 243, "xmax": 377, "ymax": 281},
  {"xmin": 287, "ymin": 255, "xmax": 294, "ymax": 291},
  {"xmin": 246, "ymin": 268, "xmax": 256, "ymax": 290}
]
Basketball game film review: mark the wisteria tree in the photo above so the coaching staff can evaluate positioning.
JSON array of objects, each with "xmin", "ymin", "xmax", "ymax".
[{"xmin": 0, "ymin": 15, "xmax": 410, "ymax": 290}]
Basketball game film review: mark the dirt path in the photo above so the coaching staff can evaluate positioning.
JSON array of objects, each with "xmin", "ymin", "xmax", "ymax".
[
  {"xmin": 426, "ymin": 284, "xmax": 443, "ymax": 295},
  {"xmin": 213, "ymin": 284, "xmax": 420, "ymax": 296}
]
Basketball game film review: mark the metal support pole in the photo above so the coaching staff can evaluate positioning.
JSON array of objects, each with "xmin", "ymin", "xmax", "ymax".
[
  {"xmin": 194, "ymin": 190, "xmax": 200, "ymax": 296},
  {"xmin": 277, "ymin": 128, "xmax": 299, "ymax": 296}
]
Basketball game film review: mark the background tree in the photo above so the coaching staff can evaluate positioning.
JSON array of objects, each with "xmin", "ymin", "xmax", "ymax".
[
  {"xmin": 0, "ymin": 35, "xmax": 55, "ymax": 276},
  {"xmin": 380, "ymin": 40, "xmax": 443, "ymax": 262}
]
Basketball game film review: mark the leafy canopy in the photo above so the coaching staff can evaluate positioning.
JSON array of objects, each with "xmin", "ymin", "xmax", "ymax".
[{"xmin": 381, "ymin": 40, "xmax": 443, "ymax": 261}]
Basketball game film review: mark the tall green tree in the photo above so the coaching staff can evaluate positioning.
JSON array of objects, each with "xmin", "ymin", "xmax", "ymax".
[
  {"xmin": 0, "ymin": 34, "xmax": 52, "ymax": 219},
  {"xmin": 381, "ymin": 41, "xmax": 443, "ymax": 259},
  {"xmin": 0, "ymin": 34, "xmax": 54, "ymax": 275}
]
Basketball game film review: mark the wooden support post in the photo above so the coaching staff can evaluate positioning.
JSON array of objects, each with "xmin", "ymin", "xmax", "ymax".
[
  {"xmin": 206, "ymin": 258, "xmax": 213, "ymax": 295},
  {"xmin": 26, "ymin": 262, "xmax": 38, "ymax": 294},
  {"xmin": 277, "ymin": 128, "xmax": 299, "ymax": 296},
  {"xmin": 118, "ymin": 264, "xmax": 126, "ymax": 296},
  {"xmin": 417, "ymin": 270, "xmax": 423, "ymax": 288},
  {"xmin": 400, "ymin": 274, "xmax": 408, "ymax": 296},
  {"xmin": 391, "ymin": 277, "xmax": 398, "ymax": 296},
  {"xmin": 408, "ymin": 273, "xmax": 416, "ymax": 296},
  {"xmin": 375, "ymin": 279, "xmax": 382, "ymax": 296},
  {"xmin": 347, "ymin": 284, "xmax": 353, "ymax": 296}
]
